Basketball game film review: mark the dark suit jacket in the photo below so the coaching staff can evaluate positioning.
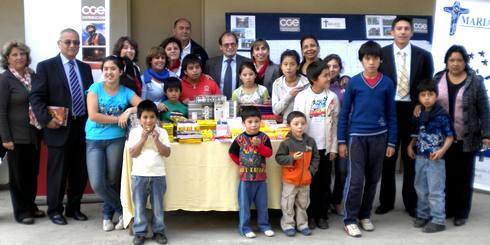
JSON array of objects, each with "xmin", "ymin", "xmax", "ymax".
[
  {"xmin": 380, "ymin": 44, "xmax": 434, "ymax": 104},
  {"xmin": 30, "ymin": 54, "xmax": 94, "ymax": 147},
  {"xmin": 190, "ymin": 39, "xmax": 209, "ymax": 69},
  {"xmin": 204, "ymin": 54, "xmax": 251, "ymax": 97}
]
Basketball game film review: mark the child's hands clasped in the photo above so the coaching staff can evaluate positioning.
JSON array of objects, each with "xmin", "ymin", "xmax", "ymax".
[{"xmin": 293, "ymin": 151, "xmax": 304, "ymax": 160}]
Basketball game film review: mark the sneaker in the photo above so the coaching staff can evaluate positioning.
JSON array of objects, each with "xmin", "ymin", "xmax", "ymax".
[
  {"xmin": 308, "ymin": 218, "xmax": 316, "ymax": 229},
  {"xmin": 359, "ymin": 219, "xmax": 375, "ymax": 231},
  {"xmin": 114, "ymin": 215, "xmax": 124, "ymax": 230},
  {"xmin": 154, "ymin": 233, "xmax": 168, "ymax": 244},
  {"xmin": 244, "ymin": 231, "xmax": 256, "ymax": 238},
  {"xmin": 284, "ymin": 229, "xmax": 296, "ymax": 237},
  {"xmin": 422, "ymin": 222, "xmax": 446, "ymax": 233},
  {"xmin": 317, "ymin": 218, "xmax": 329, "ymax": 229},
  {"xmin": 133, "ymin": 235, "xmax": 145, "ymax": 245},
  {"xmin": 103, "ymin": 219, "xmax": 114, "ymax": 231},
  {"xmin": 413, "ymin": 218, "xmax": 429, "ymax": 228},
  {"xmin": 264, "ymin": 230, "xmax": 275, "ymax": 237},
  {"xmin": 344, "ymin": 224, "xmax": 362, "ymax": 237},
  {"xmin": 300, "ymin": 228, "xmax": 312, "ymax": 236}
]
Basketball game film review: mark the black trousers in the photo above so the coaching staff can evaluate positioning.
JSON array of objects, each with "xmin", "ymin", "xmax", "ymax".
[
  {"xmin": 445, "ymin": 141, "xmax": 476, "ymax": 219},
  {"xmin": 307, "ymin": 149, "xmax": 332, "ymax": 220},
  {"xmin": 379, "ymin": 102, "xmax": 417, "ymax": 211},
  {"xmin": 332, "ymin": 156, "xmax": 347, "ymax": 205},
  {"xmin": 7, "ymin": 143, "xmax": 41, "ymax": 222},
  {"xmin": 46, "ymin": 118, "xmax": 88, "ymax": 216}
]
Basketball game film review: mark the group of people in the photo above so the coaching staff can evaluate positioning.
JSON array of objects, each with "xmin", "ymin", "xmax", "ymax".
[{"xmin": 0, "ymin": 15, "xmax": 488, "ymax": 244}]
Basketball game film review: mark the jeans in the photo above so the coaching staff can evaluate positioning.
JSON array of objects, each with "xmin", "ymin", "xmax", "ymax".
[
  {"xmin": 86, "ymin": 137, "xmax": 125, "ymax": 220},
  {"xmin": 132, "ymin": 176, "xmax": 166, "ymax": 236},
  {"xmin": 238, "ymin": 180, "xmax": 271, "ymax": 235},
  {"xmin": 414, "ymin": 156, "xmax": 446, "ymax": 225}
]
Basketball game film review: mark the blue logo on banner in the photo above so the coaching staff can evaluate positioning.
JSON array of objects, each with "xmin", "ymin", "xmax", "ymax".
[{"xmin": 444, "ymin": 1, "xmax": 469, "ymax": 35}]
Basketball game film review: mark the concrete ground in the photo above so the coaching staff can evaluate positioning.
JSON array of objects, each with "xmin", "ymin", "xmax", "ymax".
[{"xmin": 0, "ymin": 177, "xmax": 489, "ymax": 245}]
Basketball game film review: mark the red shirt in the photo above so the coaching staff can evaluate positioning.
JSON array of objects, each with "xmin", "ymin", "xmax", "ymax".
[
  {"xmin": 180, "ymin": 74, "xmax": 222, "ymax": 102},
  {"xmin": 363, "ymin": 72, "xmax": 382, "ymax": 87}
]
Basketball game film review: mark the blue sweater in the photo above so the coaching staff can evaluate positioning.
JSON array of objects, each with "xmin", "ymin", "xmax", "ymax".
[{"xmin": 337, "ymin": 73, "xmax": 397, "ymax": 147}]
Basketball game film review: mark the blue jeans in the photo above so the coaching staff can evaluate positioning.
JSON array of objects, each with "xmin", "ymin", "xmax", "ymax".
[
  {"xmin": 414, "ymin": 156, "xmax": 446, "ymax": 225},
  {"xmin": 238, "ymin": 180, "xmax": 271, "ymax": 235},
  {"xmin": 132, "ymin": 176, "xmax": 166, "ymax": 236},
  {"xmin": 86, "ymin": 137, "xmax": 125, "ymax": 220}
]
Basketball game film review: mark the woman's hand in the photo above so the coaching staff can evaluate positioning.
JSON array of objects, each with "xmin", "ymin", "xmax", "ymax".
[
  {"xmin": 2, "ymin": 142, "xmax": 14, "ymax": 151},
  {"xmin": 118, "ymin": 111, "xmax": 130, "ymax": 128}
]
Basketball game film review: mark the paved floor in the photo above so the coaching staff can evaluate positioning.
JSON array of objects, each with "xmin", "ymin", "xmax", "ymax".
[{"xmin": 0, "ymin": 178, "xmax": 489, "ymax": 245}]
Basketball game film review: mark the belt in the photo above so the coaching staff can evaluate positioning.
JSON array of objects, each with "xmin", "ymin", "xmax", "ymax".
[{"xmin": 239, "ymin": 167, "xmax": 265, "ymax": 173}]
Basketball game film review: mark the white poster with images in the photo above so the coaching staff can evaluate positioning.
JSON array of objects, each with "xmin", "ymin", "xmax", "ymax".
[
  {"xmin": 365, "ymin": 15, "xmax": 396, "ymax": 39},
  {"xmin": 230, "ymin": 15, "xmax": 256, "ymax": 50}
]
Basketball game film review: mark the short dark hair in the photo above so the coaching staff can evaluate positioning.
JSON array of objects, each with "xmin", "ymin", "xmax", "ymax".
[
  {"xmin": 240, "ymin": 106, "xmax": 262, "ymax": 121},
  {"xmin": 112, "ymin": 36, "xmax": 139, "ymax": 62},
  {"xmin": 286, "ymin": 111, "xmax": 307, "ymax": 125},
  {"xmin": 444, "ymin": 45, "xmax": 470, "ymax": 71},
  {"xmin": 137, "ymin": 100, "xmax": 158, "ymax": 119},
  {"xmin": 181, "ymin": 53, "xmax": 202, "ymax": 76},
  {"xmin": 417, "ymin": 79, "xmax": 438, "ymax": 96},
  {"xmin": 279, "ymin": 49, "xmax": 301, "ymax": 76},
  {"xmin": 306, "ymin": 60, "xmax": 328, "ymax": 84},
  {"xmin": 218, "ymin": 32, "xmax": 238, "ymax": 45},
  {"xmin": 391, "ymin": 16, "xmax": 413, "ymax": 30},
  {"xmin": 358, "ymin": 41, "xmax": 383, "ymax": 61},
  {"xmin": 101, "ymin": 55, "xmax": 124, "ymax": 71},
  {"xmin": 324, "ymin": 54, "xmax": 344, "ymax": 74},
  {"xmin": 163, "ymin": 77, "xmax": 182, "ymax": 93}
]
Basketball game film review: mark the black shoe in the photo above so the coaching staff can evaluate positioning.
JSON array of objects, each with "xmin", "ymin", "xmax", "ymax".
[
  {"xmin": 406, "ymin": 208, "xmax": 417, "ymax": 218},
  {"xmin": 308, "ymin": 218, "xmax": 316, "ymax": 230},
  {"xmin": 32, "ymin": 210, "xmax": 46, "ymax": 218},
  {"xmin": 154, "ymin": 233, "xmax": 168, "ymax": 244},
  {"xmin": 50, "ymin": 214, "xmax": 67, "ymax": 225},
  {"xmin": 19, "ymin": 217, "xmax": 34, "ymax": 225},
  {"xmin": 454, "ymin": 218, "xmax": 467, "ymax": 226},
  {"xmin": 413, "ymin": 218, "xmax": 429, "ymax": 228},
  {"xmin": 317, "ymin": 218, "xmax": 329, "ymax": 229},
  {"xmin": 133, "ymin": 235, "xmax": 145, "ymax": 245},
  {"xmin": 422, "ymin": 222, "xmax": 446, "ymax": 233},
  {"xmin": 65, "ymin": 210, "xmax": 88, "ymax": 221},
  {"xmin": 375, "ymin": 205, "xmax": 394, "ymax": 215}
]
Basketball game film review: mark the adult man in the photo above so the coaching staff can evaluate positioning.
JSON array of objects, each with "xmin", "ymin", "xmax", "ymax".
[
  {"xmin": 172, "ymin": 18, "xmax": 208, "ymax": 66},
  {"xmin": 31, "ymin": 28, "xmax": 94, "ymax": 225},
  {"xmin": 205, "ymin": 32, "xmax": 251, "ymax": 99},
  {"xmin": 377, "ymin": 17, "xmax": 434, "ymax": 217}
]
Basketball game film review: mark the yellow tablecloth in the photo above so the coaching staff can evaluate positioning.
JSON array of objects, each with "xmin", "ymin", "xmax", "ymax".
[{"xmin": 121, "ymin": 141, "xmax": 283, "ymax": 227}]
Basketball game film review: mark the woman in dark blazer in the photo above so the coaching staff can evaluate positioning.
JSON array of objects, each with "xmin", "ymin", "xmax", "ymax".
[
  {"xmin": 250, "ymin": 39, "xmax": 280, "ymax": 95},
  {"xmin": 112, "ymin": 36, "xmax": 142, "ymax": 96},
  {"xmin": 0, "ymin": 41, "xmax": 44, "ymax": 224}
]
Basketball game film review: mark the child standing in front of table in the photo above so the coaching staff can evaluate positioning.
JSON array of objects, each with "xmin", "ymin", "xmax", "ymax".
[
  {"xmin": 127, "ymin": 100, "xmax": 171, "ymax": 245},
  {"xmin": 228, "ymin": 106, "xmax": 275, "ymax": 238},
  {"xmin": 275, "ymin": 111, "xmax": 320, "ymax": 237}
]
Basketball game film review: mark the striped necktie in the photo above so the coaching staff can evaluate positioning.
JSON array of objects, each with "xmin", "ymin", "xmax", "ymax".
[
  {"xmin": 396, "ymin": 51, "xmax": 409, "ymax": 98},
  {"xmin": 68, "ymin": 60, "xmax": 85, "ymax": 116}
]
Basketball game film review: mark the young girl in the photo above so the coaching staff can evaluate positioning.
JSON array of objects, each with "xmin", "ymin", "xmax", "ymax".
[
  {"xmin": 231, "ymin": 61, "xmax": 270, "ymax": 105},
  {"xmin": 271, "ymin": 50, "xmax": 310, "ymax": 122}
]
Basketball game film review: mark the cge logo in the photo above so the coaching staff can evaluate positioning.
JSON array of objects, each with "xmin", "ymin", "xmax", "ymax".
[
  {"xmin": 413, "ymin": 18, "xmax": 428, "ymax": 33},
  {"xmin": 279, "ymin": 18, "xmax": 300, "ymax": 32},
  {"xmin": 81, "ymin": 6, "xmax": 105, "ymax": 15}
]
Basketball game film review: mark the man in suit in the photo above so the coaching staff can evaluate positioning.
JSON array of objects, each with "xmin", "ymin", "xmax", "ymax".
[
  {"xmin": 377, "ymin": 17, "xmax": 434, "ymax": 216},
  {"xmin": 205, "ymin": 31, "xmax": 251, "ymax": 99},
  {"xmin": 173, "ymin": 18, "xmax": 209, "ymax": 68},
  {"xmin": 31, "ymin": 28, "xmax": 94, "ymax": 225}
]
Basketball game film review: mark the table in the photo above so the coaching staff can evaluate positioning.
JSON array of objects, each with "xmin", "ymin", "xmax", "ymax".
[{"xmin": 121, "ymin": 141, "xmax": 283, "ymax": 228}]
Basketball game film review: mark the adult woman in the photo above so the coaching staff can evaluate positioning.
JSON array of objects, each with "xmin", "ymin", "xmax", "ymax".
[
  {"xmin": 142, "ymin": 47, "xmax": 177, "ymax": 112},
  {"xmin": 160, "ymin": 37, "xmax": 183, "ymax": 77},
  {"xmin": 299, "ymin": 35, "xmax": 321, "ymax": 76},
  {"xmin": 432, "ymin": 45, "xmax": 489, "ymax": 226},
  {"xmin": 86, "ymin": 56, "xmax": 141, "ymax": 231},
  {"xmin": 112, "ymin": 36, "xmax": 142, "ymax": 96},
  {"xmin": 0, "ymin": 41, "xmax": 44, "ymax": 224},
  {"xmin": 250, "ymin": 39, "xmax": 280, "ymax": 95}
]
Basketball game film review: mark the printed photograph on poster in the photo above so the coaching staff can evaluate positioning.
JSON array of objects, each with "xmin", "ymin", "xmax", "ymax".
[
  {"xmin": 230, "ymin": 15, "xmax": 256, "ymax": 50},
  {"xmin": 82, "ymin": 22, "xmax": 106, "ymax": 46},
  {"xmin": 365, "ymin": 15, "xmax": 396, "ymax": 39},
  {"xmin": 83, "ymin": 47, "xmax": 106, "ymax": 62}
]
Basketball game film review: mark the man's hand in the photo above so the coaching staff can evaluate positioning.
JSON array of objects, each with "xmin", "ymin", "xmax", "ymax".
[
  {"xmin": 386, "ymin": 146, "xmax": 395, "ymax": 157},
  {"xmin": 46, "ymin": 118, "xmax": 62, "ymax": 129},
  {"xmin": 2, "ymin": 141, "xmax": 14, "ymax": 151}
]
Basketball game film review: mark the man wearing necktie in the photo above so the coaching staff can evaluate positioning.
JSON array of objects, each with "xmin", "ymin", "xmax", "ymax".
[
  {"xmin": 31, "ymin": 28, "xmax": 94, "ymax": 225},
  {"xmin": 205, "ymin": 32, "xmax": 251, "ymax": 99},
  {"xmin": 377, "ymin": 17, "xmax": 434, "ymax": 217}
]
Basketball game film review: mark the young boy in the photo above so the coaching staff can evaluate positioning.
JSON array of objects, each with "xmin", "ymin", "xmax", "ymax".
[
  {"xmin": 127, "ymin": 100, "xmax": 171, "ymax": 245},
  {"xmin": 228, "ymin": 106, "xmax": 274, "ymax": 238},
  {"xmin": 180, "ymin": 54, "xmax": 221, "ymax": 103},
  {"xmin": 159, "ymin": 77, "xmax": 188, "ymax": 122},
  {"xmin": 337, "ymin": 41, "xmax": 397, "ymax": 237},
  {"xmin": 275, "ymin": 111, "xmax": 320, "ymax": 237},
  {"xmin": 293, "ymin": 60, "xmax": 340, "ymax": 230},
  {"xmin": 407, "ymin": 81, "xmax": 453, "ymax": 233}
]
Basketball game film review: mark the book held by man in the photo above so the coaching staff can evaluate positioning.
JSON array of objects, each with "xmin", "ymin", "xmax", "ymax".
[{"xmin": 48, "ymin": 106, "xmax": 69, "ymax": 126}]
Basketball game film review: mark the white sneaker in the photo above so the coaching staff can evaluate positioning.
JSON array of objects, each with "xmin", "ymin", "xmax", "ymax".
[
  {"xmin": 103, "ymin": 219, "xmax": 114, "ymax": 231},
  {"xmin": 114, "ymin": 215, "xmax": 124, "ymax": 230},
  {"xmin": 344, "ymin": 224, "xmax": 362, "ymax": 237},
  {"xmin": 264, "ymin": 230, "xmax": 275, "ymax": 237},
  {"xmin": 359, "ymin": 218, "xmax": 375, "ymax": 231},
  {"xmin": 244, "ymin": 231, "xmax": 256, "ymax": 238}
]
